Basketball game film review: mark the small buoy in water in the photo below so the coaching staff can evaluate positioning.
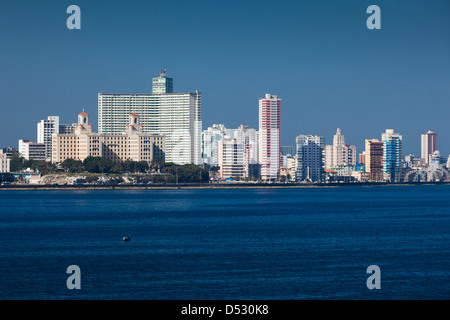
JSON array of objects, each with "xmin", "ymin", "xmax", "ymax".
[{"xmin": 123, "ymin": 236, "xmax": 130, "ymax": 242}]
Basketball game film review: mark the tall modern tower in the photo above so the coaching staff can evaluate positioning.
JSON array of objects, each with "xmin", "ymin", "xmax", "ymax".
[
  {"xmin": 152, "ymin": 69, "xmax": 173, "ymax": 94},
  {"xmin": 421, "ymin": 130, "xmax": 437, "ymax": 165},
  {"xmin": 98, "ymin": 71, "xmax": 201, "ymax": 165},
  {"xmin": 296, "ymin": 135, "xmax": 325, "ymax": 182},
  {"xmin": 382, "ymin": 129, "xmax": 403, "ymax": 182},
  {"xmin": 259, "ymin": 94, "xmax": 281, "ymax": 181},
  {"xmin": 365, "ymin": 139, "xmax": 384, "ymax": 181},
  {"xmin": 37, "ymin": 116, "xmax": 60, "ymax": 161}
]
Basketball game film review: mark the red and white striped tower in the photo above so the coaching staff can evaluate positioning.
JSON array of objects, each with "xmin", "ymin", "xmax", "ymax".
[{"xmin": 259, "ymin": 93, "xmax": 281, "ymax": 181}]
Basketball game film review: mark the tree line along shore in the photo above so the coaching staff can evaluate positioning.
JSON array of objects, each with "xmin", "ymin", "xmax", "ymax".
[{"xmin": 0, "ymin": 153, "xmax": 211, "ymax": 185}]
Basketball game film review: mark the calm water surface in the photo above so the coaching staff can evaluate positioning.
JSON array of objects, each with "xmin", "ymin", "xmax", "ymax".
[{"xmin": 0, "ymin": 185, "xmax": 449, "ymax": 299}]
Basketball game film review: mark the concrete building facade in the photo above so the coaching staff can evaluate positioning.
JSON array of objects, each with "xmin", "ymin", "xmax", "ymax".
[
  {"xmin": 52, "ymin": 111, "xmax": 164, "ymax": 164},
  {"xmin": 0, "ymin": 150, "xmax": 10, "ymax": 173},
  {"xmin": 421, "ymin": 130, "xmax": 437, "ymax": 165},
  {"xmin": 233, "ymin": 124, "xmax": 259, "ymax": 178},
  {"xmin": 324, "ymin": 128, "xmax": 356, "ymax": 169},
  {"xmin": 218, "ymin": 136, "xmax": 245, "ymax": 179},
  {"xmin": 365, "ymin": 139, "xmax": 384, "ymax": 181},
  {"xmin": 296, "ymin": 135, "xmax": 325, "ymax": 182},
  {"xmin": 18, "ymin": 139, "xmax": 46, "ymax": 161},
  {"xmin": 37, "ymin": 116, "xmax": 59, "ymax": 161}
]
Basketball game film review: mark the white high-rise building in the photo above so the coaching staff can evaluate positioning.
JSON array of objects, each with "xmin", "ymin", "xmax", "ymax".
[
  {"xmin": 37, "ymin": 116, "xmax": 60, "ymax": 161},
  {"xmin": 324, "ymin": 128, "xmax": 356, "ymax": 168},
  {"xmin": 233, "ymin": 125, "xmax": 259, "ymax": 178},
  {"xmin": 259, "ymin": 94, "xmax": 281, "ymax": 181},
  {"xmin": 0, "ymin": 150, "xmax": 10, "ymax": 173},
  {"xmin": 218, "ymin": 136, "xmax": 245, "ymax": 179},
  {"xmin": 201, "ymin": 124, "xmax": 230, "ymax": 166},
  {"xmin": 421, "ymin": 130, "xmax": 437, "ymax": 165},
  {"xmin": 296, "ymin": 135, "xmax": 325, "ymax": 182},
  {"xmin": 382, "ymin": 129, "xmax": 403, "ymax": 182},
  {"xmin": 98, "ymin": 72, "xmax": 202, "ymax": 165},
  {"xmin": 18, "ymin": 139, "xmax": 46, "ymax": 161}
]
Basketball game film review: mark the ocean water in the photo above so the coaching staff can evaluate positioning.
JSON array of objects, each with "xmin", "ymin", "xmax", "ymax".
[{"xmin": 0, "ymin": 185, "xmax": 449, "ymax": 300}]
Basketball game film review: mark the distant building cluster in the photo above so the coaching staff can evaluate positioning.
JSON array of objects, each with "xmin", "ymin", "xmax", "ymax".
[
  {"xmin": 203, "ymin": 112, "xmax": 447, "ymax": 183},
  {"xmin": 2, "ymin": 70, "xmax": 449, "ymax": 184}
]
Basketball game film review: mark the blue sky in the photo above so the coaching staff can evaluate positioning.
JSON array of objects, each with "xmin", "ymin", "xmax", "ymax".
[{"xmin": 1, "ymin": 0, "xmax": 449, "ymax": 157}]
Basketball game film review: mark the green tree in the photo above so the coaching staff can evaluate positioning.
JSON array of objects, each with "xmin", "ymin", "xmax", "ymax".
[
  {"xmin": 151, "ymin": 158, "xmax": 165, "ymax": 173},
  {"xmin": 9, "ymin": 152, "xmax": 25, "ymax": 172},
  {"xmin": 61, "ymin": 158, "xmax": 84, "ymax": 173},
  {"xmin": 34, "ymin": 161, "xmax": 57, "ymax": 175},
  {"xmin": 9, "ymin": 152, "xmax": 56, "ymax": 175},
  {"xmin": 83, "ymin": 157, "xmax": 113, "ymax": 173},
  {"xmin": 122, "ymin": 159, "xmax": 135, "ymax": 174},
  {"xmin": 136, "ymin": 161, "xmax": 149, "ymax": 173},
  {"xmin": 161, "ymin": 164, "xmax": 209, "ymax": 183},
  {"xmin": 110, "ymin": 162, "xmax": 124, "ymax": 173}
]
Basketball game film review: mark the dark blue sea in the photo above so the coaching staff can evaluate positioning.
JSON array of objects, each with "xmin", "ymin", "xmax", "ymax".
[{"xmin": 0, "ymin": 185, "xmax": 449, "ymax": 300}]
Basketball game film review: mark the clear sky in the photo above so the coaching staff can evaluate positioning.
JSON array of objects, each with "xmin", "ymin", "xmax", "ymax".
[{"xmin": 1, "ymin": 0, "xmax": 449, "ymax": 157}]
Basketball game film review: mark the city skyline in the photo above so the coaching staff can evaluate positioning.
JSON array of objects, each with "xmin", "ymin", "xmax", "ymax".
[
  {"xmin": 5, "ymin": 78, "xmax": 446, "ymax": 165},
  {"xmin": 1, "ymin": 0, "xmax": 449, "ymax": 157}
]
